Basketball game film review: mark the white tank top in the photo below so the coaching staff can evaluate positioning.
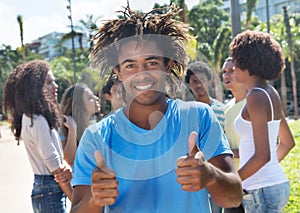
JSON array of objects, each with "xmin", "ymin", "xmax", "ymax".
[{"xmin": 234, "ymin": 87, "xmax": 288, "ymax": 190}]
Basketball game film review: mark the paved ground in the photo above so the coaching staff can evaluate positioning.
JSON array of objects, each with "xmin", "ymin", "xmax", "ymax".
[{"xmin": 0, "ymin": 125, "xmax": 70, "ymax": 212}]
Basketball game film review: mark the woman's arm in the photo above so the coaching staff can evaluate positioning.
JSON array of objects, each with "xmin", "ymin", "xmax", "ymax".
[
  {"xmin": 53, "ymin": 164, "xmax": 73, "ymax": 200},
  {"xmin": 238, "ymin": 92, "xmax": 271, "ymax": 181},
  {"xmin": 277, "ymin": 111, "xmax": 295, "ymax": 162},
  {"xmin": 62, "ymin": 115, "xmax": 78, "ymax": 166}
]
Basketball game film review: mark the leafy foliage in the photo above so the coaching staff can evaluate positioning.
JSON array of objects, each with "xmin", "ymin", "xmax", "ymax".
[
  {"xmin": 187, "ymin": 0, "xmax": 229, "ymax": 62},
  {"xmin": 0, "ymin": 45, "xmax": 43, "ymax": 114}
]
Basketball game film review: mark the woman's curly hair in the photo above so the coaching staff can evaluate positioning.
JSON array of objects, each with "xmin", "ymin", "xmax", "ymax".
[
  {"xmin": 89, "ymin": 3, "xmax": 191, "ymax": 79},
  {"xmin": 3, "ymin": 60, "xmax": 60, "ymax": 143},
  {"xmin": 229, "ymin": 30, "xmax": 285, "ymax": 80}
]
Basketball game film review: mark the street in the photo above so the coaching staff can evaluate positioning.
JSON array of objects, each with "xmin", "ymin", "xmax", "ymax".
[
  {"xmin": 0, "ymin": 125, "xmax": 71, "ymax": 212},
  {"xmin": 0, "ymin": 124, "xmax": 32, "ymax": 212}
]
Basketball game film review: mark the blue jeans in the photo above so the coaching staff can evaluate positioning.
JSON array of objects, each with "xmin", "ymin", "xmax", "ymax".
[
  {"xmin": 31, "ymin": 174, "xmax": 67, "ymax": 213},
  {"xmin": 242, "ymin": 182, "xmax": 290, "ymax": 213},
  {"xmin": 210, "ymin": 196, "xmax": 223, "ymax": 213}
]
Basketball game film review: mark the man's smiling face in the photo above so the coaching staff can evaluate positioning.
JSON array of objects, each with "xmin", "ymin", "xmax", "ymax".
[{"xmin": 115, "ymin": 39, "xmax": 169, "ymax": 106}]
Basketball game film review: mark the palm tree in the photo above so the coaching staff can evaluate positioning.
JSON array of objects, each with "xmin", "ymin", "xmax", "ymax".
[
  {"xmin": 61, "ymin": 31, "xmax": 84, "ymax": 51},
  {"xmin": 79, "ymin": 15, "xmax": 100, "ymax": 51},
  {"xmin": 17, "ymin": 15, "xmax": 24, "ymax": 47},
  {"xmin": 245, "ymin": 0, "xmax": 259, "ymax": 29},
  {"xmin": 230, "ymin": 0, "xmax": 241, "ymax": 36},
  {"xmin": 17, "ymin": 15, "xmax": 25, "ymax": 60}
]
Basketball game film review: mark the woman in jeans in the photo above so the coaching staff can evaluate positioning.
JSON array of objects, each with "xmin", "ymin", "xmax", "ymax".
[
  {"xmin": 230, "ymin": 30, "xmax": 295, "ymax": 212},
  {"xmin": 3, "ymin": 60, "xmax": 72, "ymax": 212}
]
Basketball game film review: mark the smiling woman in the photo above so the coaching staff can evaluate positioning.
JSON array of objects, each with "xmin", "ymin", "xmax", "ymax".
[{"xmin": 59, "ymin": 83, "xmax": 100, "ymax": 166}]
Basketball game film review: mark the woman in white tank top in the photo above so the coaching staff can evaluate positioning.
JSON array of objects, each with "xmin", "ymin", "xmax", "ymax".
[{"xmin": 229, "ymin": 30, "xmax": 295, "ymax": 213}]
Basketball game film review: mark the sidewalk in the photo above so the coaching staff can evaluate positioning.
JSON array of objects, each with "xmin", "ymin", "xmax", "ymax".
[
  {"xmin": 0, "ymin": 125, "xmax": 33, "ymax": 212},
  {"xmin": 0, "ymin": 125, "xmax": 71, "ymax": 212}
]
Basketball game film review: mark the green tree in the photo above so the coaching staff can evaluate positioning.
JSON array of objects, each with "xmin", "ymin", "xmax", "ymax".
[
  {"xmin": 188, "ymin": 0, "xmax": 229, "ymax": 61},
  {"xmin": 0, "ymin": 45, "xmax": 43, "ymax": 114},
  {"xmin": 257, "ymin": 12, "xmax": 300, "ymax": 117}
]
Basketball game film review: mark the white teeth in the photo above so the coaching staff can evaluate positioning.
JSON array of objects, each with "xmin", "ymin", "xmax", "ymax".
[{"xmin": 135, "ymin": 84, "xmax": 152, "ymax": 90}]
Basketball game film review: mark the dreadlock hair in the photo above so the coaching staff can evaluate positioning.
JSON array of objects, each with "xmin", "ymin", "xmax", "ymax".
[
  {"xmin": 89, "ymin": 3, "xmax": 191, "ymax": 80},
  {"xmin": 230, "ymin": 30, "xmax": 285, "ymax": 80},
  {"xmin": 3, "ymin": 60, "xmax": 60, "ymax": 143},
  {"xmin": 101, "ymin": 73, "xmax": 119, "ymax": 96}
]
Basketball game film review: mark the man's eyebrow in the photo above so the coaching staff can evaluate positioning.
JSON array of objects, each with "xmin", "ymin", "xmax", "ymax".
[
  {"xmin": 145, "ymin": 56, "xmax": 162, "ymax": 61},
  {"xmin": 120, "ymin": 56, "xmax": 162, "ymax": 65},
  {"xmin": 120, "ymin": 59, "xmax": 135, "ymax": 65}
]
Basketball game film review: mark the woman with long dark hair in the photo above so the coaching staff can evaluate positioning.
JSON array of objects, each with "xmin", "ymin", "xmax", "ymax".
[{"xmin": 3, "ymin": 59, "xmax": 72, "ymax": 213}]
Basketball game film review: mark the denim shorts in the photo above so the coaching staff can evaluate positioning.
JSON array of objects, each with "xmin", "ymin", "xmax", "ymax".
[
  {"xmin": 31, "ymin": 174, "xmax": 67, "ymax": 213},
  {"xmin": 242, "ymin": 182, "xmax": 290, "ymax": 213}
]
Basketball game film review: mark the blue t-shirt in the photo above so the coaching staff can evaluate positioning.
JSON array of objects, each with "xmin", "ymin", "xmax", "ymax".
[{"xmin": 73, "ymin": 99, "xmax": 232, "ymax": 213}]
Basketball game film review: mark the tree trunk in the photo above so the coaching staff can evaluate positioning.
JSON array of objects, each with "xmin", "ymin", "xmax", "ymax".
[
  {"xmin": 283, "ymin": 6, "xmax": 298, "ymax": 119},
  {"xmin": 281, "ymin": 72, "xmax": 287, "ymax": 116},
  {"xmin": 230, "ymin": 0, "xmax": 241, "ymax": 36}
]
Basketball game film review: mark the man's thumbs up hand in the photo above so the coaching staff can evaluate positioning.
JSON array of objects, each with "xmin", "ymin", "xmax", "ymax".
[
  {"xmin": 176, "ymin": 131, "xmax": 199, "ymax": 166},
  {"xmin": 175, "ymin": 132, "xmax": 208, "ymax": 192},
  {"xmin": 91, "ymin": 150, "xmax": 118, "ymax": 207}
]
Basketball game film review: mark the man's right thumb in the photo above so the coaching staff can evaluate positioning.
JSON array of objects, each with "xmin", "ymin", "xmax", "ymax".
[
  {"xmin": 94, "ymin": 150, "xmax": 106, "ymax": 168},
  {"xmin": 94, "ymin": 150, "xmax": 116, "ymax": 177},
  {"xmin": 188, "ymin": 131, "xmax": 199, "ymax": 156}
]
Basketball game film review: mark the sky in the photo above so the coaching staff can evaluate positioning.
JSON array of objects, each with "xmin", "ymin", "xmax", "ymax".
[{"xmin": 0, "ymin": 0, "xmax": 199, "ymax": 49}]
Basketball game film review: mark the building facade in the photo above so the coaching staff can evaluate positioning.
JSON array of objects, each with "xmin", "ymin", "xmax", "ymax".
[
  {"xmin": 221, "ymin": 0, "xmax": 300, "ymax": 21},
  {"xmin": 27, "ymin": 31, "xmax": 89, "ymax": 60}
]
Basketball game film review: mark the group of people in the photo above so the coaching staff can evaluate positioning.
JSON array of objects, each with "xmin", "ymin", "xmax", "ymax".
[{"xmin": 3, "ymin": 4, "xmax": 295, "ymax": 213}]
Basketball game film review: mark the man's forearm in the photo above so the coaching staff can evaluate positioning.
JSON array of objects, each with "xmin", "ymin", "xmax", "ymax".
[
  {"xmin": 206, "ymin": 162, "xmax": 243, "ymax": 208},
  {"xmin": 70, "ymin": 190, "xmax": 103, "ymax": 213}
]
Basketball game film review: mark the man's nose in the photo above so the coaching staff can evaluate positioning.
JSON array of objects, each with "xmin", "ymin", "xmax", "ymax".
[
  {"xmin": 196, "ymin": 80, "xmax": 203, "ymax": 86},
  {"xmin": 137, "ymin": 63, "xmax": 147, "ymax": 73},
  {"xmin": 222, "ymin": 72, "xmax": 230, "ymax": 78}
]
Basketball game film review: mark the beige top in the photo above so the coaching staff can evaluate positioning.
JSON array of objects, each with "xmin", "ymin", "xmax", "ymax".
[{"xmin": 224, "ymin": 98, "xmax": 246, "ymax": 169}]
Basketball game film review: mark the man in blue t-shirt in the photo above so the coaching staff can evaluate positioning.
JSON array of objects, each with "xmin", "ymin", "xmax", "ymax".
[{"xmin": 70, "ymin": 4, "xmax": 242, "ymax": 213}]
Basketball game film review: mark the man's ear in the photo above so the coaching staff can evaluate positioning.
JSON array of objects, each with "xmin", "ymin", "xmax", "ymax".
[
  {"xmin": 166, "ymin": 60, "xmax": 174, "ymax": 73},
  {"xmin": 113, "ymin": 67, "xmax": 122, "ymax": 81},
  {"xmin": 104, "ymin": 93, "xmax": 112, "ymax": 102}
]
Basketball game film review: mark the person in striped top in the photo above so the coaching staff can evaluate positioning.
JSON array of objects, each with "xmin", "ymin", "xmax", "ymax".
[{"xmin": 185, "ymin": 60, "xmax": 225, "ymax": 129}]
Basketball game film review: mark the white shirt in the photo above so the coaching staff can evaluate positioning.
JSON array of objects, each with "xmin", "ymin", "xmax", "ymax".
[{"xmin": 21, "ymin": 114, "xmax": 64, "ymax": 175}]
